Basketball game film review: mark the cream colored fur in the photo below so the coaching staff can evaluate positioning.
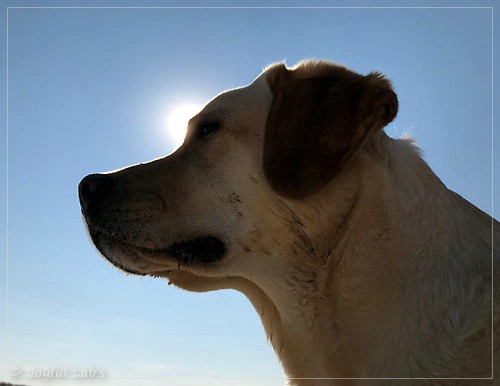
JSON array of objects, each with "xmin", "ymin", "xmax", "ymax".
[{"xmin": 81, "ymin": 60, "xmax": 499, "ymax": 385}]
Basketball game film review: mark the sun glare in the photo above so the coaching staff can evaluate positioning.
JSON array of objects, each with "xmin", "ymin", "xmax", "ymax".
[{"xmin": 166, "ymin": 104, "xmax": 202, "ymax": 149}]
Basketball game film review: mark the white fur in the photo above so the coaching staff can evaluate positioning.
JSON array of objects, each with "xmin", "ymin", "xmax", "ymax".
[{"xmin": 85, "ymin": 61, "xmax": 498, "ymax": 385}]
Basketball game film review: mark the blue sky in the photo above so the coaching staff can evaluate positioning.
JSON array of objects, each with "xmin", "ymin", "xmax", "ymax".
[{"xmin": 0, "ymin": 2, "xmax": 497, "ymax": 385}]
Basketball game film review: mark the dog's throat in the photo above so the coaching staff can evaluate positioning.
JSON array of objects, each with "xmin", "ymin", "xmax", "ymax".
[{"xmin": 153, "ymin": 236, "xmax": 226, "ymax": 264}]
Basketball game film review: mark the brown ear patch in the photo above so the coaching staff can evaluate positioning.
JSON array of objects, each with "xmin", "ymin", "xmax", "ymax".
[
  {"xmin": 362, "ymin": 72, "xmax": 398, "ymax": 129},
  {"xmin": 263, "ymin": 61, "xmax": 398, "ymax": 199}
]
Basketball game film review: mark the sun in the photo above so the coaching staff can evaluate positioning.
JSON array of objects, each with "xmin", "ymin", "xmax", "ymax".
[{"xmin": 166, "ymin": 104, "xmax": 203, "ymax": 149}]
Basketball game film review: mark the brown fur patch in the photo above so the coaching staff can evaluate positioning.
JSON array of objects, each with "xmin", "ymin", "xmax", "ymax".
[{"xmin": 263, "ymin": 61, "xmax": 398, "ymax": 199}]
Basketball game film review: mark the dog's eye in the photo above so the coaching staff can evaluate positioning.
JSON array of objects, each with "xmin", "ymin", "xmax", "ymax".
[{"xmin": 198, "ymin": 122, "xmax": 220, "ymax": 138}]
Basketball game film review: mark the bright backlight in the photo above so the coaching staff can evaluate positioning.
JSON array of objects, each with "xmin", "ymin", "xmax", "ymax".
[{"xmin": 166, "ymin": 104, "xmax": 202, "ymax": 149}]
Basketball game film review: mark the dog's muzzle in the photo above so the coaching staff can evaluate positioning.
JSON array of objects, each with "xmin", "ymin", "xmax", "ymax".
[{"xmin": 78, "ymin": 173, "xmax": 226, "ymax": 268}]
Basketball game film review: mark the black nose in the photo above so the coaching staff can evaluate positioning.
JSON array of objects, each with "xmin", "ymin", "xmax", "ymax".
[{"xmin": 78, "ymin": 173, "xmax": 115, "ymax": 215}]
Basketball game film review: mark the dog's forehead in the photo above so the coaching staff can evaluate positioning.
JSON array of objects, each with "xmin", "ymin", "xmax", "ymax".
[{"xmin": 200, "ymin": 71, "xmax": 273, "ymax": 118}]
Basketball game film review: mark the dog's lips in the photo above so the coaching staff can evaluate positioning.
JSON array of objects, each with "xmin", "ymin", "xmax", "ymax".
[
  {"xmin": 86, "ymin": 225, "xmax": 226, "ymax": 273},
  {"xmin": 136, "ymin": 236, "xmax": 226, "ymax": 265}
]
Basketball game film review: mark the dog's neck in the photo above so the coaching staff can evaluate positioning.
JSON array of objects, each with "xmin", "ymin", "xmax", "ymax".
[
  {"xmin": 166, "ymin": 134, "xmax": 495, "ymax": 383},
  {"xmin": 238, "ymin": 135, "xmax": 488, "ymax": 384},
  {"xmin": 235, "ymin": 150, "xmax": 385, "ymax": 383}
]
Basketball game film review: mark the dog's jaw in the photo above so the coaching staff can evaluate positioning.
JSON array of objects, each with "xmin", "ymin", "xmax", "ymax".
[{"xmin": 84, "ymin": 224, "xmax": 227, "ymax": 276}]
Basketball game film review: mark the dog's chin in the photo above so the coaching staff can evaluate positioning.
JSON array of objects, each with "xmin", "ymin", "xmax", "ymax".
[{"xmin": 87, "ymin": 229, "xmax": 226, "ymax": 276}]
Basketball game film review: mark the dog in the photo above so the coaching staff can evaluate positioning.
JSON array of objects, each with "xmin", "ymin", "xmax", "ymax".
[{"xmin": 79, "ymin": 60, "xmax": 499, "ymax": 385}]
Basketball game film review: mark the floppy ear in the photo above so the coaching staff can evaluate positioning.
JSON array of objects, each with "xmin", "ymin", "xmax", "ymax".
[{"xmin": 263, "ymin": 63, "xmax": 398, "ymax": 199}]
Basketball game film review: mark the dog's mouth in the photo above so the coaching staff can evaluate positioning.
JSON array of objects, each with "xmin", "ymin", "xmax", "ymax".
[
  {"xmin": 88, "ymin": 229, "xmax": 226, "ymax": 275},
  {"xmin": 137, "ymin": 236, "xmax": 226, "ymax": 265}
]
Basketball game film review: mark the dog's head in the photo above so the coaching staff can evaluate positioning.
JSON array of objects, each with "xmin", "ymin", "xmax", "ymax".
[{"xmin": 78, "ymin": 60, "xmax": 397, "ymax": 292}]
